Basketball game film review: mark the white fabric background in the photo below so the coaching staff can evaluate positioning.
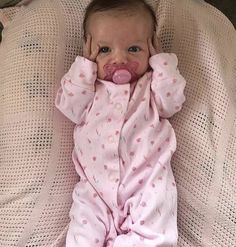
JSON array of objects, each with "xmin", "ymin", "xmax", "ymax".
[{"xmin": 0, "ymin": 0, "xmax": 235, "ymax": 246}]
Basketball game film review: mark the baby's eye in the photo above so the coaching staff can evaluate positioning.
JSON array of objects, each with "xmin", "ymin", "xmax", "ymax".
[
  {"xmin": 99, "ymin": 47, "xmax": 111, "ymax": 53},
  {"xmin": 128, "ymin": 46, "xmax": 141, "ymax": 52}
]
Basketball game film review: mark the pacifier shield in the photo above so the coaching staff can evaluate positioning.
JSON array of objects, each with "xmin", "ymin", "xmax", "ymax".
[
  {"xmin": 112, "ymin": 69, "xmax": 132, "ymax": 84},
  {"xmin": 103, "ymin": 61, "xmax": 138, "ymax": 84}
]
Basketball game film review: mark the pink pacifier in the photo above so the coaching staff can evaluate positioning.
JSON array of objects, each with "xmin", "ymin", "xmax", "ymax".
[
  {"xmin": 112, "ymin": 69, "xmax": 132, "ymax": 84},
  {"xmin": 104, "ymin": 62, "xmax": 138, "ymax": 84}
]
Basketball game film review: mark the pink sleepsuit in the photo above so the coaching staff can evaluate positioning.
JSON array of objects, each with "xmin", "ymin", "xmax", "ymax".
[{"xmin": 55, "ymin": 53, "xmax": 186, "ymax": 247}]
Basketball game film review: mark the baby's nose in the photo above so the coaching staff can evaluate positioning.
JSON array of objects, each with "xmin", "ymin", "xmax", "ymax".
[{"xmin": 113, "ymin": 51, "xmax": 128, "ymax": 64}]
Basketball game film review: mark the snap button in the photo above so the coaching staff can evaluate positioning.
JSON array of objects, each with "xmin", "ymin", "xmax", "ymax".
[
  {"xmin": 108, "ymin": 171, "xmax": 119, "ymax": 182},
  {"xmin": 108, "ymin": 135, "xmax": 115, "ymax": 143},
  {"xmin": 115, "ymin": 103, "xmax": 122, "ymax": 110}
]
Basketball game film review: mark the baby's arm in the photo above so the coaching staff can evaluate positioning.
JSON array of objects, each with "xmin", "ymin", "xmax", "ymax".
[
  {"xmin": 148, "ymin": 37, "xmax": 186, "ymax": 118},
  {"xmin": 55, "ymin": 36, "xmax": 99, "ymax": 124},
  {"xmin": 55, "ymin": 57, "xmax": 97, "ymax": 124}
]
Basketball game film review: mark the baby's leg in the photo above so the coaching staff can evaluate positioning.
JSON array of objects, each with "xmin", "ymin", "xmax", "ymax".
[
  {"xmin": 114, "ymin": 160, "xmax": 178, "ymax": 247},
  {"xmin": 66, "ymin": 180, "xmax": 117, "ymax": 247}
]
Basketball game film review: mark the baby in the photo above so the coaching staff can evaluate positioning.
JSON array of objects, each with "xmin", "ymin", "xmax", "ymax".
[{"xmin": 55, "ymin": 0, "xmax": 186, "ymax": 246}]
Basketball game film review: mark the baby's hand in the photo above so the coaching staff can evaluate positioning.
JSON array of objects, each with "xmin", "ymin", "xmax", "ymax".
[
  {"xmin": 148, "ymin": 33, "xmax": 162, "ymax": 56},
  {"xmin": 83, "ymin": 34, "xmax": 99, "ymax": 62}
]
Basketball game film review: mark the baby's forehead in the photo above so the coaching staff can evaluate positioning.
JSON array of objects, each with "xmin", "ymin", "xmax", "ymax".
[
  {"xmin": 87, "ymin": 12, "xmax": 153, "ymax": 40},
  {"xmin": 86, "ymin": 8, "xmax": 154, "ymax": 30}
]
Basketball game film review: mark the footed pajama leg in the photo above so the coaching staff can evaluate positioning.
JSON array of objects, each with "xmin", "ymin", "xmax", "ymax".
[
  {"xmin": 113, "ymin": 160, "xmax": 178, "ymax": 247},
  {"xmin": 66, "ymin": 181, "xmax": 117, "ymax": 247}
]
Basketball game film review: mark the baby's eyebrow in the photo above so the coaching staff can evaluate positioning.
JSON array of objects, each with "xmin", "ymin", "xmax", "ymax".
[
  {"xmin": 133, "ymin": 40, "xmax": 146, "ymax": 44},
  {"xmin": 97, "ymin": 41, "xmax": 110, "ymax": 46}
]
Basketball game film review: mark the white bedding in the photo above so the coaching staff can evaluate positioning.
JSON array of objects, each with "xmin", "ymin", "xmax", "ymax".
[{"xmin": 0, "ymin": 0, "xmax": 235, "ymax": 246}]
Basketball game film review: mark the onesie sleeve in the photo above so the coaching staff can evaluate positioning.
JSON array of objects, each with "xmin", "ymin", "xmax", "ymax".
[
  {"xmin": 149, "ymin": 53, "xmax": 186, "ymax": 118},
  {"xmin": 55, "ymin": 56, "xmax": 97, "ymax": 124}
]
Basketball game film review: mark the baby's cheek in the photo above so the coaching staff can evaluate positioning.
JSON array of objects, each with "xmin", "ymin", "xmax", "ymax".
[{"xmin": 138, "ymin": 60, "xmax": 149, "ymax": 75}]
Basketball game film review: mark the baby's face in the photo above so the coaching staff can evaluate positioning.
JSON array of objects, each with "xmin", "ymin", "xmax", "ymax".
[{"xmin": 86, "ymin": 11, "xmax": 153, "ymax": 82}]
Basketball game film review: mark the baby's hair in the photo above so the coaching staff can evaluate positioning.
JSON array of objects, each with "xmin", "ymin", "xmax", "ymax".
[{"xmin": 83, "ymin": 0, "xmax": 157, "ymax": 39}]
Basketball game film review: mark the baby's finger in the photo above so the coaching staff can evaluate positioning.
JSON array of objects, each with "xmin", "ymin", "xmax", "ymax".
[
  {"xmin": 148, "ymin": 37, "xmax": 156, "ymax": 56},
  {"xmin": 89, "ymin": 45, "xmax": 100, "ymax": 61},
  {"xmin": 83, "ymin": 34, "xmax": 92, "ymax": 59},
  {"xmin": 82, "ymin": 39, "xmax": 87, "ymax": 58},
  {"xmin": 153, "ymin": 34, "xmax": 162, "ymax": 53}
]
